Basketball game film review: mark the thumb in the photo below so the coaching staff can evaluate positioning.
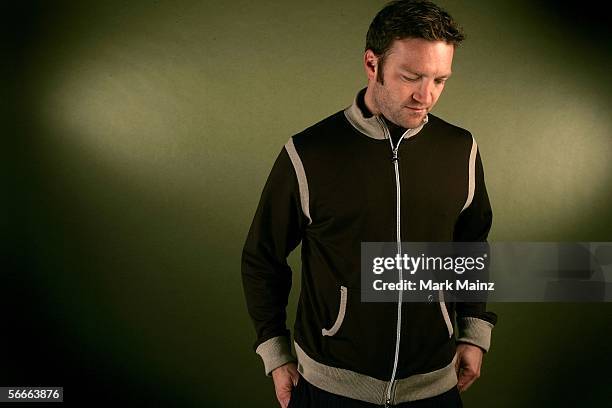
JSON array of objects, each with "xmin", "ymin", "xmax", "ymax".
[
  {"xmin": 291, "ymin": 371, "xmax": 301, "ymax": 387},
  {"xmin": 454, "ymin": 351, "xmax": 461, "ymax": 374}
]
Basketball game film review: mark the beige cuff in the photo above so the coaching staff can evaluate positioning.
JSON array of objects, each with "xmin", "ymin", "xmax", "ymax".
[
  {"xmin": 255, "ymin": 336, "xmax": 297, "ymax": 376},
  {"xmin": 457, "ymin": 317, "xmax": 494, "ymax": 352}
]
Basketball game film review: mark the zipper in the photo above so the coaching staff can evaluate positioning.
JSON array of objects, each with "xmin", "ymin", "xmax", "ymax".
[{"xmin": 377, "ymin": 116, "xmax": 411, "ymax": 407}]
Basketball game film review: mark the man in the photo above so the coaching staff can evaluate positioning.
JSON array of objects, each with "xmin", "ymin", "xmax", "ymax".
[{"xmin": 241, "ymin": 1, "xmax": 497, "ymax": 407}]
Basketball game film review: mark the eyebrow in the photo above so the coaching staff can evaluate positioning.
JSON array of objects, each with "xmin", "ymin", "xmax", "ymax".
[{"xmin": 400, "ymin": 67, "xmax": 452, "ymax": 79}]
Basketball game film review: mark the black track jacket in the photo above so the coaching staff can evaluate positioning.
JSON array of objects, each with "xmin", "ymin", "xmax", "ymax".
[{"xmin": 241, "ymin": 88, "xmax": 497, "ymax": 405}]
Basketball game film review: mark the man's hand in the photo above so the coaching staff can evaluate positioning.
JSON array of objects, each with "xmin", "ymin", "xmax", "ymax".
[
  {"xmin": 271, "ymin": 362, "xmax": 300, "ymax": 408},
  {"xmin": 455, "ymin": 343, "xmax": 484, "ymax": 393}
]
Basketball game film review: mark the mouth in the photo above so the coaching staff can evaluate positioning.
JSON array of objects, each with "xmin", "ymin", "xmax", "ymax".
[{"xmin": 404, "ymin": 106, "xmax": 428, "ymax": 113}]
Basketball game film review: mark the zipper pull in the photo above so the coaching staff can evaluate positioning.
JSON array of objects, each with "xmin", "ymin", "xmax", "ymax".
[
  {"xmin": 384, "ymin": 397, "xmax": 392, "ymax": 407},
  {"xmin": 391, "ymin": 149, "xmax": 399, "ymax": 163}
]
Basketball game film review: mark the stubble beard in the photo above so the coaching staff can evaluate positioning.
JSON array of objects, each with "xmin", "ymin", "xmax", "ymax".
[{"xmin": 373, "ymin": 81, "xmax": 427, "ymax": 130}]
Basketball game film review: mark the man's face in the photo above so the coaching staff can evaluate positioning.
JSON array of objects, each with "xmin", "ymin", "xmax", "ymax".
[{"xmin": 365, "ymin": 38, "xmax": 454, "ymax": 129}]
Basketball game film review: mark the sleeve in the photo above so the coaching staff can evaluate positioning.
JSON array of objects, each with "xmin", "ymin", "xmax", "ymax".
[
  {"xmin": 453, "ymin": 143, "xmax": 498, "ymax": 352},
  {"xmin": 241, "ymin": 144, "xmax": 307, "ymax": 375}
]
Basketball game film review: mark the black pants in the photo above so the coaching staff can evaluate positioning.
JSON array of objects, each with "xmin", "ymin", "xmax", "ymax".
[{"xmin": 288, "ymin": 377, "xmax": 463, "ymax": 408}]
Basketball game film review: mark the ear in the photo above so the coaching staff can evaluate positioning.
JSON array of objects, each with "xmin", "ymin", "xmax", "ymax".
[{"xmin": 363, "ymin": 49, "xmax": 379, "ymax": 82}]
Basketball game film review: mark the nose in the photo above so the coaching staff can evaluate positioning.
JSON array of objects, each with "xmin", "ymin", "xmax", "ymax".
[{"xmin": 412, "ymin": 79, "xmax": 434, "ymax": 106}]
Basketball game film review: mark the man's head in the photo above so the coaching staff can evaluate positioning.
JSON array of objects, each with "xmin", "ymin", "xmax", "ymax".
[{"xmin": 363, "ymin": 0, "xmax": 464, "ymax": 129}]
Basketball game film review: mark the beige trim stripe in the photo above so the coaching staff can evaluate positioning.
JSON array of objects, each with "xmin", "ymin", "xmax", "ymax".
[
  {"xmin": 295, "ymin": 342, "xmax": 458, "ymax": 405},
  {"xmin": 438, "ymin": 290, "xmax": 454, "ymax": 338},
  {"xmin": 321, "ymin": 286, "xmax": 348, "ymax": 336},
  {"xmin": 461, "ymin": 136, "xmax": 478, "ymax": 213},
  {"xmin": 284, "ymin": 138, "xmax": 312, "ymax": 225}
]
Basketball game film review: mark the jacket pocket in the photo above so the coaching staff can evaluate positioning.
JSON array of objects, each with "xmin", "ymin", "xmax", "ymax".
[
  {"xmin": 321, "ymin": 285, "xmax": 348, "ymax": 337},
  {"xmin": 438, "ymin": 289, "xmax": 454, "ymax": 338}
]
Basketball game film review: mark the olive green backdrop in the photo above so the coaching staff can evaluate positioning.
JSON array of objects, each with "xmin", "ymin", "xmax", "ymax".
[{"xmin": 6, "ymin": 0, "xmax": 611, "ymax": 406}]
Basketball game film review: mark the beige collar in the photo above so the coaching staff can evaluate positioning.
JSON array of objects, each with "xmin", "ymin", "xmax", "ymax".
[{"xmin": 343, "ymin": 88, "xmax": 428, "ymax": 140}]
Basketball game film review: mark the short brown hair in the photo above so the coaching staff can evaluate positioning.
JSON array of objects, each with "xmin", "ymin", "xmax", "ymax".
[{"xmin": 365, "ymin": 0, "xmax": 465, "ymax": 83}]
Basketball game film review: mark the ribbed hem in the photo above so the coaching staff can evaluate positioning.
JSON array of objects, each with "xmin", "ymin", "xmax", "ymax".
[
  {"xmin": 255, "ymin": 336, "xmax": 297, "ymax": 376},
  {"xmin": 457, "ymin": 317, "xmax": 494, "ymax": 352},
  {"xmin": 295, "ymin": 342, "xmax": 457, "ymax": 404}
]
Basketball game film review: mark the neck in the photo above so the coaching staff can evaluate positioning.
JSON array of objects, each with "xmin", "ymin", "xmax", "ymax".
[{"xmin": 363, "ymin": 86, "xmax": 381, "ymax": 116}]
